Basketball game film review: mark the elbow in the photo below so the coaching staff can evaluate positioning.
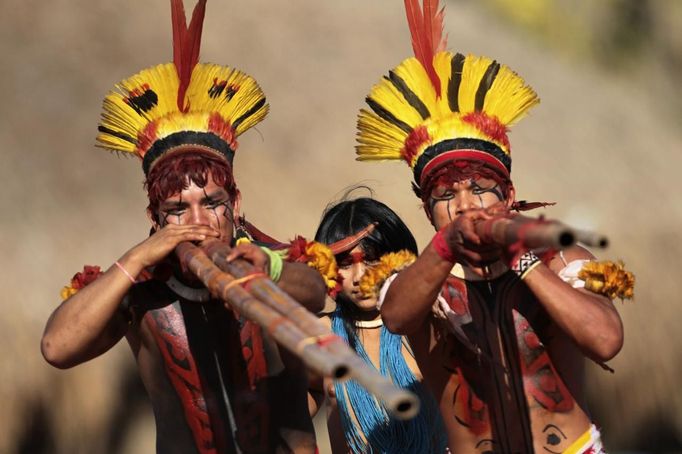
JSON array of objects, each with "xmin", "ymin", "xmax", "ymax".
[
  {"xmin": 41, "ymin": 335, "xmax": 76, "ymax": 370},
  {"xmin": 597, "ymin": 331, "xmax": 624, "ymax": 362},
  {"xmin": 591, "ymin": 320, "xmax": 624, "ymax": 362},
  {"xmin": 380, "ymin": 303, "xmax": 412, "ymax": 335}
]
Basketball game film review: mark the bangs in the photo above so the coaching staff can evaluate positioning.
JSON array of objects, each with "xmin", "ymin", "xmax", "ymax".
[
  {"xmin": 145, "ymin": 152, "xmax": 236, "ymax": 211},
  {"xmin": 314, "ymin": 197, "xmax": 418, "ymax": 257},
  {"xmin": 421, "ymin": 161, "xmax": 511, "ymax": 202}
]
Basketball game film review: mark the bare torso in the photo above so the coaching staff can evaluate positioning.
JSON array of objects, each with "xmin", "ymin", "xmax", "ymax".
[
  {"xmin": 126, "ymin": 281, "xmax": 317, "ymax": 454},
  {"xmin": 409, "ymin": 272, "xmax": 592, "ymax": 453}
]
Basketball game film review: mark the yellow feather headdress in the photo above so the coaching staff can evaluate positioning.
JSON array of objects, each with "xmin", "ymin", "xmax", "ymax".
[
  {"xmin": 96, "ymin": 0, "xmax": 268, "ymax": 175},
  {"xmin": 356, "ymin": 0, "xmax": 539, "ymax": 190}
]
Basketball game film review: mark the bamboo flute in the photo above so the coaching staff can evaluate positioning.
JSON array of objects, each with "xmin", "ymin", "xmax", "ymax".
[
  {"xmin": 202, "ymin": 239, "xmax": 420, "ymax": 420},
  {"xmin": 175, "ymin": 242, "xmax": 347, "ymax": 379},
  {"xmin": 474, "ymin": 214, "xmax": 608, "ymax": 250},
  {"xmin": 176, "ymin": 240, "xmax": 420, "ymax": 420}
]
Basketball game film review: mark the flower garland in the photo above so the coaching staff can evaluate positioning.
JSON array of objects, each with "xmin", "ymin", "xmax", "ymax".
[
  {"xmin": 60, "ymin": 265, "xmax": 103, "ymax": 300},
  {"xmin": 578, "ymin": 260, "xmax": 635, "ymax": 300},
  {"xmin": 358, "ymin": 250, "xmax": 417, "ymax": 299},
  {"xmin": 61, "ymin": 264, "xmax": 156, "ymax": 300},
  {"xmin": 287, "ymin": 236, "xmax": 341, "ymax": 296}
]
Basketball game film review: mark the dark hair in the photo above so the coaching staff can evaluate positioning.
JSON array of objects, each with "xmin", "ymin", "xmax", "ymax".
[
  {"xmin": 315, "ymin": 196, "xmax": 417, "ymax": 338},
  {"xmin": 314, "ymin": 197, "xmax": 418, "ymax": 257},
  {"xmin": 144, "ymin": 151, "xmax": 237, "ymax": 213}
]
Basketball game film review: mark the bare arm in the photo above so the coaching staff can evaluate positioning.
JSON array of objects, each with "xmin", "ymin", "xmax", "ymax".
[
  {"xmin": 524, "ymin": 246, "xmax": 624, "ymax": 362},
  {"xmin": 41, "ymin": 224, "xmax": 219, "ymax": 368},
  {"xmin": 278, "ymin": 262, "xmax": 326, "ymax": 313},
  {"xmin": 324, "ymin": 380, "xmax": 348, "ymax": 454},
  {"xmin": 307, "ymin": 315, "xmax": 332, "ymax": 419},
  {"xmin": 226, "ymin": 244, "xmax": 326, "ymax": 313},
  {"xmin": 382, "ymin": 209, "xmax": 496, "ymax": 335},
  {"xmin": 381, "ymin": 242, "xmax": 452, "ymax": 335}
]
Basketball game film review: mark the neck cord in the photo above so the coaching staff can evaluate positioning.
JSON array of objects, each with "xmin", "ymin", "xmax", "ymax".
[{"xmin": 166, "ymin": 275, "xmax": 211, "ymax": 302}]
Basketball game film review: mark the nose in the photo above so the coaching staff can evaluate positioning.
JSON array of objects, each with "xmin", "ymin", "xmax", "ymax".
[
  {"xmin": 452, "ymin": 191, "xmax": 476, "ymax": 215},
  {"xmin": 350, "ymin": 262, "xmax": 366, "ymax": 285},
  {"xmin": 189, "ymin": 205, "xmax": 211, "ymax": 226}
]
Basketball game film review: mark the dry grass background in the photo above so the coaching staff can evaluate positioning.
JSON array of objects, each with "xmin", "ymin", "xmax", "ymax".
[{"xmin": 1, "ymin": 0, "xmax": 680, "ymax": 452}]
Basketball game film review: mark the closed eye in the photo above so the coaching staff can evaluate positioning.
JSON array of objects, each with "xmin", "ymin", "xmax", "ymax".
[
  {"xmin": 161, "ymin": 205, "xmax": 187, "ymax": 216},
  {"xmin": 431, "ymin": 188, "xmax": 455, "ymax": 200}
]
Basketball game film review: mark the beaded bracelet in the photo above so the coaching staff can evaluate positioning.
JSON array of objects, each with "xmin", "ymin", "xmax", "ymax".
[
  {"xmin": 260, "ymin": 246, "xmax": 283, "ymax": 282},
  {"xmin": 115, "ymin": 261, "xmax": 138, "ymax": 284},
  {"xmin": 511, "ymin": 251, "xmax": 541, "ymax": 280}
]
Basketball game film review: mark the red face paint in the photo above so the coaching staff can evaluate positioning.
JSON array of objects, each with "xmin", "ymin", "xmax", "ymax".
[{"xmin": 350, "ymin": 251, "xmax": 365, "ymax": 264}]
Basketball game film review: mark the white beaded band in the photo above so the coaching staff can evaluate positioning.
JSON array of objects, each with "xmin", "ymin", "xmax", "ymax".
[{"xmin": 511, "ymin": 251, "xmax": 541, "ymax": 280}]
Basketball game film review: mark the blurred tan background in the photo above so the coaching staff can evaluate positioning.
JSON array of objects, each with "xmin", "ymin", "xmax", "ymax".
[{"xmin": 1, "ymin": 0, "xmax": 680, "ymax": 452}]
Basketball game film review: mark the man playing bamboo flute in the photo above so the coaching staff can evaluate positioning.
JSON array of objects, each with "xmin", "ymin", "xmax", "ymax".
[
  {"xmin": 41, "ymin": 1, "xmax": 326, "ymax": 453},
  {"xmin": 355, "ymin": 1, "xmax": 634, "ymax": 452}
]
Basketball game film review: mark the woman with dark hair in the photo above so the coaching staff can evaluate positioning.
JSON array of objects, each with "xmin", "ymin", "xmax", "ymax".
[{"xmin": 312, "ymin": 196, "xmax": 447, "ymax": 454}]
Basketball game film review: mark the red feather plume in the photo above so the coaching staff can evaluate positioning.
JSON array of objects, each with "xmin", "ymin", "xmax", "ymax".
[
  {"xmin": 171, "ymin": 0, "xmax": 207, "ymax": 112},
  {"xmin": 404, "ymin": 0, "xmax": 447, "ymax": 97}
]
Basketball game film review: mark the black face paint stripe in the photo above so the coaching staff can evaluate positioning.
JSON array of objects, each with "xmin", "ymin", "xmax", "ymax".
[
  {"xmin": 202, "ymin": 187, "xmax": 221, "ymax": 231},
  {"xmin": 448, "ymin": 53, "xmax": 466, "ymax": 112},
  {"xmin": 387, "ymin": 71, "xmax": 430, "ymax": 119},
  {"xmin": 220, "ymin": 203, "xmax": 233, "ymax": 223},
  {"xmin": 472, "ymin": 182, "xmax": 505, "ymax": 202},
  {"xmin": 212, "ymin": 207, "xmax": 221, "ymax": 230},
  {"xmin": 428, "ymin": 197, "xmax": 439, "ymax": 216},
  {"xmin": 475, "ymin": 60, "xmax": 501, "ymax": 111},
  {"xmin": 489, "ymin": 186, "xmax": 505, "ymax": 201}
]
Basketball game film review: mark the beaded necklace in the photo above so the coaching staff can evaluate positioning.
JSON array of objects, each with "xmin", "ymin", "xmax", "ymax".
[{"xmin": 331, "ymin": 310, "xmax": 447, "ymax": 453}]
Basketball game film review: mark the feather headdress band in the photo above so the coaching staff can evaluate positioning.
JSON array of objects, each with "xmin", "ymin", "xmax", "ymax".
[
  {"xmin": 96, "ymin": 0, "xmax": 268, "ymax": 175},
  {"xmin": 356, "ymin": 0, "xmax": 539, "ymax": 190}
]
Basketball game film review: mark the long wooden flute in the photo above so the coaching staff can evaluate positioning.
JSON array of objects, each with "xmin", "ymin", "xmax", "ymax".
[
  {"xmin": 176, "ymin": 240, "xmax": 420, "ymax": 420},
  {"xmin": 474, "ymin": 214, "xmax": 608, "ymax": 250}
]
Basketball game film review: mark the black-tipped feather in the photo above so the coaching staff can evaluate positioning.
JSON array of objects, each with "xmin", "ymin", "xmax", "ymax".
[
  {"xmin": 388, "ymin": 71, "xmax": 431, "ymax": 120},
  {"xmin": 475, "ymin": 61, "xmax": 500, "ymax": 111},
  {"xmin": 448, "ymin": 53, "xmax": 465, "ymax": 112},
  {"xmin": 231, "ymin": 97, "xmax": 266, "ymax": 132},
  {"xmin": 366, "ymin": 97, "xmax": 413, "ymax": 134}
]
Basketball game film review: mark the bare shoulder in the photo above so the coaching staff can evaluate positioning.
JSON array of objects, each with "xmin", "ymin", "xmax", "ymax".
[
  {"xmin": 318, "ymin": 295, "xmax": 337, "ymax": 319},
  {"xmin": 318, "ymin": 313, "xmax": 332, "ymax": 330}
]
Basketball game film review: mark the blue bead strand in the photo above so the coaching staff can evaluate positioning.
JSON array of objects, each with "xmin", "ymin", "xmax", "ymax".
[{"xmin": 331, "ymin": 310, "xmax": 447, "ymax": 453}]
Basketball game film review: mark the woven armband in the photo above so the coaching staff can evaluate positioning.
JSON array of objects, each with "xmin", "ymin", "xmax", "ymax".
[
  {"xmin": 511, "ymin": 251, "xmax": 541, "ymax": 279},
  {"xmin": 260, "ymin": 246, "xmax": 283, "ymax": 282}
]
